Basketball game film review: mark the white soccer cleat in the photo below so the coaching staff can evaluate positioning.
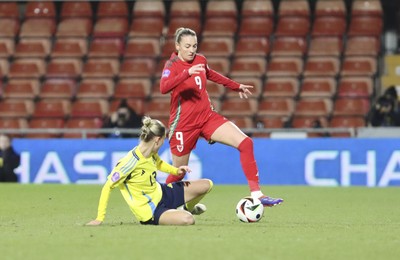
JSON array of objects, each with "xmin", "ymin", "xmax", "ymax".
[{"xmin": 190, "ymin": 203, "xmax": 207, "ymax": 215}]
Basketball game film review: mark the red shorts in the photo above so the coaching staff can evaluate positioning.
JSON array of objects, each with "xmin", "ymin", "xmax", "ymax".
[{"xmin": 169, "ymin": 111, "xmax": 228, "ymax": 156}]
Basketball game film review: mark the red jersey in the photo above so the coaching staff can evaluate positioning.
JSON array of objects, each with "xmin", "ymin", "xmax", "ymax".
[{"xmin": 160, "ymin": 52, "xmax": 240, "ymax": 130}]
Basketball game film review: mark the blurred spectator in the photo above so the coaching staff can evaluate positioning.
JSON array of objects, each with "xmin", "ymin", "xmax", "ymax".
[
  {"xmin": 102, "ymin": 99, "xmax": 143, "ymax": 138},
  {"xmin": 0, "ymin": 134, "xmax": 20, "ymax": 182},
  {"xmin": 368, "ymin": 86, "xmax": 400, "ymax": 126},
  {"xmin": 311, "ymin": 118, "xmax": 330, "ymax": 137}
]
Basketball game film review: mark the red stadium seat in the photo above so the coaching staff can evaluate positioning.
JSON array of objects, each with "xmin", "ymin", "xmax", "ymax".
[
  {"xmin": 308, "ymin": 37, "xmax": 342, "ymax": 57},
  {"xmin": 348, "ymin": 16, "xmax": 383, "ymax": 37},
  {"xmin": 315, "ymin": 0, "xmax": 346, "ymax": 17},
  {"xmin": 345, "ymin": 36, "xmax": 380, "ymax": 57},
  {"xmin": 124, "ymin": 38, "xmax": 161, "ymax": 58},
  {"xmin": 97, "ymin": 1, "xmax": 128, "ymax": 18},
  {"xmin": 14, "ymin": 38, "xmax": 51, "ymax": 59},
  {"xmin": 200, "ymin": 37, "xmax": 234, "ymax": 58},
  {"xmin": 92, "ymin": 18, "xmax": 128, "ymax": 38},
  {"xmin": 2, "ymin": 79, "xmax": 39, "ymax": 99},
  {"xmin": 278, "ymin": 0, "xmax": 310, "ymax": 17},
  {"xmin": 63, "ymin": 118, "xmax": 103, "ymax": 139},
  {"xmin": 128, "ymin": 17, "xmax": 164, "ymax": 38},
  {"xmin": 165, "ymin": 17, "xmax": 202, "ymax": 39},
  {"xmin": 271, "ymin": 37, "xmax": 307, "ymax": 57},
  {"xmin": 40, "ymin": 79, "xmax": 77, "ymax": 99},
  {"xmin": 303, "ymin": 57, "xmax": 340, "ymax": 77},
  {"xmin": 230, "ymin": 57, "xmax": 266, "ymax": 77},
  {"xmin": 133, "ymin": 0, "xmax": 165, "ymax": 18},
  {"xmin": 88, "ymin": 38, "xmax": 124, "ymax": 58},
  {"xmin": 0, "ymin": 57, "xmax": 9, "ymax": 76},
  {"xmin": 114, "ymin": 78, "xmax": 152, "ymax": 99},
  {"xmin": 119, "ymin": 58, "xmax": 155, "ymax": 78},
  {"xmin": 0, "ymin": 38, "xmax": 14, "ymax": 58},
  {"xmin": 351, "ymin": 0, "xmax": 382, "ymax": 17},
  {"xmin": 0, "ymin": 118, "xmax": 28, "ymax": 137},
  {"xmin": 330, "ymin": 116, "xmax": 366, "ymax": 128},
  {"xmin": 333, "ymin": 98, "xmax": 370, "ymax": 116},
  {"xmin": 291, "ymin": 116, "xmax": 329, "ymax": 129},
  {"xmin": 255, "ymin": 116, "xmax": 287, "ymax": 129},
  {"xmin": 60, "ymin": 1, "xmax": 93, "ymax": 19},
  {"xmin": 340, "ymin": 57, "xmax": 377, "ymax": 77},
  {"xmin": 170, "ymin": 1, "xmax": 201, "ymax": 18},
  {"xmin": 8, "ymin": 58, "xmax": 46, "ymax": 79},
  {"xmin": 337, "ymin": 76, "xmax": 373, "ymax": 98},
  {"xmin": 76, "ymin": 79, "xmax": 114, "ymax": 99},
  {"xmin": 258, "ymin": 98, "xmax": 295, "ymax": 117},
  {"xmin": 0, "ymin": 19, "xmax": 19, "ymax": 38},
  {"xmin": 110, "ymin": 98, "xmax": 146, "ymax": 116},
  {"xmin": 25, "ymin": 1, "xmax": 56, "ymax": 19},
  {"xmin": 229, "ymin": 116, "xmax": 254, "ymax": 129},
  {"xmin": 204, "ymin": 80, "xmax": 226, "ymax": 99},
  {"xmin": 51, "ymin": 38, "xmax": 88, "ymax": 59},
  {"xmin": 205, "ymin": 0, "xmax": 237, "ymax": 18},
  {"xmin": 20, "ymin": 19, "xmax": 56, "ymax": 38},
  {"xmin": 46, "ymin": 58, "xmax": 82, "ymax": 79},
  {"xmin": 294, "ymin": 98, "xmax": 333, "ymax": 117},
  {"xmin": 160, "ymin": 38, "xmax": 176, "ymax": 58},
  {"xmin": 241, "ymin": 0, "xmax": 273, "ymax": 17},
  {"xmin": 56, "ymin": 18, "xmax": 93, "ymax": 38},
  {"xmin": 235, "ymin": 37, "xmax": 269, "ymax": 57},
  {"xmin": 207, "ymin": 57, "xmax": 230, "ymax": 75},
  {"xmin": 267, "ymin": 57, "xmax": 303, "ymax": 77},
  {"xmin": 275, "ymin": 17, "xmax": 310, "ymax": 37},
  {"xmin": 311, "ymin": 16, "xmax": 346, "ymax": 37},
  {"xmin": 202, "ymin": 17, "xmax": 237, "ymax": 37},
  {"xmin": 220, "ymin": 97, "xmax": 257, "ymax": 117},
  {"xmin": 82, "ymin": 58, "xmax": 119, "ymax": 79},
  {"xmin": 145, "ymin": 97, "xmax": 171, "ymax": 118},
  {"xmin": 238, "ymin": 17, "xmax": 274, "ymax": 37},
  {"xmin": 70, "ymin": 99, "xmax": 109, "ymax": 118},
  {"xmin": 33, "ymin": 99, "xmax": 71, "ymax": 118},
  {"xmin": 0, "ymin": 99, "xmax": 34, "ymax": 118},
  {"xmin": 0, "ymin": 2, "xmax": 19, "ymax": 19},
  {"xmin": 227, "ymin": 77, "xmax": 263, "ymax": 99},
  {"xmin": 27, "ymin": 119, "xmax": 65, "ymax": 139},
  {"xmin": 300, "ymin": 77, "xmax": 336, "ymax": 98},
  {"xmin": 262, "ymin": 77, "xmax": 299, "ymax": 98}
]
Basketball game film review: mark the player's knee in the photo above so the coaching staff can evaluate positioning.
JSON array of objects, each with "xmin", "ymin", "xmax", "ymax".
[
  {"xmin": 182, "ymin": 214, "xmax": 195, "ymax": 225},
  {"xmin": 206, "ymin": 179, "xmax": 213, "ymax": 193},
  {"xmin": 238, "ymin": 137, "xmax": 254, "ymax": 152}
]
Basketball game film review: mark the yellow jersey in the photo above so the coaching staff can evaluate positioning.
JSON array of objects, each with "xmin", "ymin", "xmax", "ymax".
[{"xmin": 95, "ymin": 146, "xmax": 179, "ymax": 222}]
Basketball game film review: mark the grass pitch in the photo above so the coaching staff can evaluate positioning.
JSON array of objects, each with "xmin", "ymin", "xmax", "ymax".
[{"xmin": 1, "ymin": 184, "xmax": 399, "ymax": 260}]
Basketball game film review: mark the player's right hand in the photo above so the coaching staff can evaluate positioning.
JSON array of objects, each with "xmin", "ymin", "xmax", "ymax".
[
  {"xmin": 86, "ymin": 220, "xmax": 103, "ymax": 226},
  {"xmin": 188, "ymin": 64, "xmax": 205, "ymax": 75}
]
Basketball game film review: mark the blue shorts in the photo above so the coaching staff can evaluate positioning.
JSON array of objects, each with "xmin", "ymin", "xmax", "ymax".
[{"xmin": 140, "ymin": 181, "xmax": 186, "ymax": 225}]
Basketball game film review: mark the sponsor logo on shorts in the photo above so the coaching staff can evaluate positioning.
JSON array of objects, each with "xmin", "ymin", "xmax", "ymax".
[
  {"xmin": 111, "ymin": 172, "xmax": 120, "ymax": 182},
  {"xmin": 177, "ymin": 145, "xmax": 184, "ymax": 153},
  {"xmin": 162, "ymin": 69, "xmax": 171, "ymax": 78}
]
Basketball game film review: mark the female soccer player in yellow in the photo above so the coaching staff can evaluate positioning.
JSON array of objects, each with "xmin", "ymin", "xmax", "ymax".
[{"xmin": 86, "ymin": 116, "xmax": 213, "ymax": 226}]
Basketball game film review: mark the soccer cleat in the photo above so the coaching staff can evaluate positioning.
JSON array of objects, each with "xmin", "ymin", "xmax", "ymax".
[
  {"xmin": 190, "ymin": 203, "xmax": 207, "ymax": 215},
  {"xmin": 259, "ymin": 196, "xmax": 283, "ymax": 207}
]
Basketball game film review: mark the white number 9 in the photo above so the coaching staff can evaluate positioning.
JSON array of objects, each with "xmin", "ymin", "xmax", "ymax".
[{"xmin": 194, "ymin": 76, "xmax": 202, "ymax": 90}]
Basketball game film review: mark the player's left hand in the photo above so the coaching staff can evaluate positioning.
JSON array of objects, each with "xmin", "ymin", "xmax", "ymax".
[
  {"xmin": 238, "ymin": 84, "xmax": 253, "ymax": 99},
  {"xmin": 177, "ymin": 166, "xmax": 191, "ymax": 176}
]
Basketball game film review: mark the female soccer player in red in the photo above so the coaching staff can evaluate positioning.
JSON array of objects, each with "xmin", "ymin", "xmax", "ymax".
[{"xmin": 160, "ymin": 27, "xmax": 283, "ymax": 207}]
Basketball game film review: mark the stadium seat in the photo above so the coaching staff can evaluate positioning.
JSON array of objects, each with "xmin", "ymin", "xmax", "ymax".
[
  {"xmin": 333, "ymin": 98, "xmax": 370, "ymax": 116},
  {"xmin": 119, "ymin": 58, "xmax": 155, "ymax": 78},
  {"xmin": 60, "ymin": 1, "xmax": 93, "ymax": 19},
  {"xmin": 8, "ymin": 58, "xmax": 46, "ymax": 79},
  {"xmin": 351, "ymin": 0, "xmax": 382, "ymax": 17},
  {"xmin": 275, "ymin": 17, "xmax": 310, "ymax": 37},
  {"xmin": 255, "ymin": 116, "xmax": 287, "ymax": 129},
  {"xmin": 27, "ymin": 118, "xmax": 65, "ymax": 139},
  {"xmin": 241, "ymin": 0, "xmax": 273, "ymax": 17},
  {"xmin": 238, "ymin": 17, "xmax": 274, "ymax": 37},
  {"xmin": 235, "ymin": 37, "xmax": 269, "ymax": 57},
  {"xmin": 267, "ymin": 57, "xmax": 303, "ymax": 77},
  {"xmin": 329, "ymin": 116, "xmax": 366, "ymax": 128},
  {"xmin": 294, "ymin": 98, "xmax": 333, "ymax": 117},
  {"xmin": 303, "ymin": 57, "xmax": 340, "ymax": 77},
  {"xmin": 166, "ymin": 17, "xmax": 202, "ymax": 39},
  {"xmin": 96, "ymin": 1, "xmax": 128, "ymax": 18},
  {"xmin": 337, "ymin": 76, "xmax": 373, "ymax": 98},
  {"xmin": 14, "ymin": 38, "xmax": 51, "ymax": 59},
  {"xmin": 0, "ymin": 57, "xmax": 9, "ymax": 77},
  {"xmin": 40, "ymin": 79, "xmax": 77, "ymax": 99},
  {"xmin": 128, "ymin": 17, "xmax": 164, "ymax": 38},
  {"xmin": 315, "ymin": 0, "xmax": 346, "ymax": 17},
  {"xmin": 33, "ymin": 99, "xmax": 71, "ymax": 118},
  {"xmin": 155, "ymin": 57, "xmax": 169, "ymax": 77},
  {"xmin": 220, "ymin": 97, "xmax": 257, "ymax": 117},
  {"xmin": 271, "ymin": 37, "xmax": 307, "ymax": 57},
  {"xmin": 124, "ymin": 38, "xmax": 161, "ymax": 58},
  {"xmin": 92, "ymin": 18, "xmax": 128, "ymax": 38},
  {"xmin": 0, "ymin": 118, "xmax": 28, "ymax": 137},
  {"xmin": 300, "ymin": 77, "xmax": 336, "ymax": 98},
  {"xmin": 2, "ymin": 79, "xmax": 39, "ymax": 99},
  {"xmin": 70, "ymin": 99, "xmax": 109, "ymax": 118},
  {"xmin": 0, "ymin": 2, "xmax": 19, "ymax": 19},
  {"xmin": 257, "ymin": 98, "xmax": 295, "ymax": 117},
  {"xmin": 344, "ymin": 36, "xmax": 380, "ymax": 57},
  {"xmin": 207, "ymin": 57, "xmax": 230, "ymax": 75},
  {"xmin": 82, "ymin": 58, "xmax": 119, "ymax": 79},
  {"xmin": 76, "ymin": 79, "xmax": 114, "ymax": 99},
  {"xmin": 340, "ymin": 57, "xmax": 377, "ymax": 77},
  {"xmin": 227, "ymin": 77, "xmax": 263, "ymax": 98},
  {"xmin": 229, "ymin": 116, "xmax": 254, "ymax": 129},
  {"xmin": 200, "ymin": 37, "xmax": 234, "ymax": 58},
  {"xmin": 132, "ymin": 0, "xmax": 165, "ymax": 18},
  {"xmin": 278, "ymin": 0, "xmax": 310, "ymax": 17},
  {"xmin": 204, "ymin": 80, "xmax": 226, "ymax": 99},
  {"xmin": 0, "ymin": 38, "xmax": 14, "ymax": 58},
  {"xmin": 160, "ymin": 38, "xmax": 176, "ymax": 58},
  {"xmin": 170, "ymin": 1, "xmax": 201, "ymax": 18},
  {"xmin": 88, "ymin": 38, "xmax": 124, "ymax": 58},
  {"xmin": 114, "ymin": 78, "xmax": 152, "ymax": 99},
  {"xmin": 0, "ymin": 99, "xmax": 34, "ymax": 118},
  {"xmin": 202, "ymin": 17, "xmax": 237, "ymax": 37},
  {"xmin": 205, "ymin": 0, "xmax": 237, "ymax": 18},
  {"xmin": 46, "ymin": 58, "xmax": 83, "ymax": 79},
  {"xmin": 110, "ymin": 98, "xmax": 146, "ymax": 116},
  {"xmin": 56, "ymin": 18, "xmax": 93, "ymax": 38},
  {"xmin": 230, "ymin": 57, "xmax": 266, "ymax": 78},
  {"xmin": 145, "ymin": 97, "xmax": 171, "ymax": 118},
  {"xmin": 25, "ymin": 1, "xmax": 56, "ymax": 19},
  {"xmin": 311, "ymin": 16, "xmax": 346, "ymax": 37},
  {"xmin": 308, "ymin": 37, "xmax": 342, "ymax": 57},
  {"xmin": 0, "ymin": 18, "xmax": 19, "ymax": 38},
  {"xmin": 262, "ymin": 77, "xmax": 299, "ymax": 98},
  {"xmin": 63, "ymin": 118, "xmax": 103, "ymax": 139},
  {"xmin": 348, "ymin": 16, "xmax": 382, "ymax": 37},
  {"xmin": 291, "ymin": 116, "xmax": 329, "ymax": 129},
  {"xmin": 51, "ymin": 38, "xmax": 88, "ymax": 59},
  {"xmin": 20, "ymin": 19, "xmax": 56, "ymax": 38}
]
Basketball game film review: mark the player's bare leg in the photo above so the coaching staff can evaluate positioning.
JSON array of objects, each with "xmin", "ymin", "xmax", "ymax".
[{"xmin": 158, "ymin": 209, "xmax": 195, "ymax": 225}]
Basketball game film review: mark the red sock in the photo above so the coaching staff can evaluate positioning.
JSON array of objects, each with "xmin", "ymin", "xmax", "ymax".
[
  {"xmin": 238, "ymin": 137, "xmax": 260, "ymax": 192},
  {"xmin": 165, "ymin": 173, "xmax": 185, "ymax": 184}
]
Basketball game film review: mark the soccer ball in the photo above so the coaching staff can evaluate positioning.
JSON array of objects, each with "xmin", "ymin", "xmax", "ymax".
[{"xmin": 235, "ymin": 196, "xmax": 264, "ymax": 223}]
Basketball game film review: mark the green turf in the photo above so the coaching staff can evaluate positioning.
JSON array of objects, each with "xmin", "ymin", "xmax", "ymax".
[{"xmin": 1, "ymin": 184, "xmax": 399, "ymax": 260}]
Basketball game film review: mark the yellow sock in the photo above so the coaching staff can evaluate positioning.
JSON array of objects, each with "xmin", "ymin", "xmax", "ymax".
[{"xmin": 185, "ymin": 180, "xmax": 213, "ymax": 212}]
